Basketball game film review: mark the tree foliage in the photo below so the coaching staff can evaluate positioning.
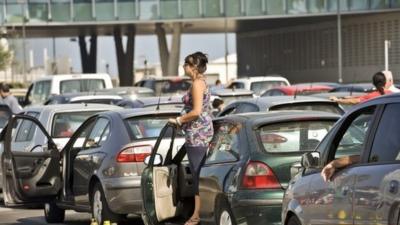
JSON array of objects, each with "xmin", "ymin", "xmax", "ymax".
[{"xmin": 0, "ymin": 42, "xmax": 12, "ymax": 71}]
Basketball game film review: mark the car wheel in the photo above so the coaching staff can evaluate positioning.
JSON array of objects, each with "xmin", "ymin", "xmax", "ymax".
[
  {"xmin": 44, "ymin": 202, "xmax": 65, "ymax": 223},
  {"xmin": 287, "ymin": 215, "xmax": 301, "ymax": 225},
  {"xmin": 215, "ymin": 198, "xmax": 236, "ymax": 225},
  {"xmin": 91, "ymin": 183, "xmax": 122, "ymax": 225}
]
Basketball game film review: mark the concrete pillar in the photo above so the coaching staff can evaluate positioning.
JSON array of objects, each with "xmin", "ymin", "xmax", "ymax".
[
  {"xmin": 78, "ymin": 34, "xmax": 97, "ymax": 73},
  {"xmin": 114, "ymin": 25, "xmax": 136, "ymax": 86},
  {"xmin": 167, "ymin": 22, "xmax": 182, "ymax": 76},
  {"xmin": 155, "ymin": 23, "xmax": 169, "ymax": 76}
]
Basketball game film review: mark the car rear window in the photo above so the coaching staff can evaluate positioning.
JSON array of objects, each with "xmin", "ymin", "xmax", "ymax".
[
  {"xmin": 52, "ymin": 111, "xmax": 101, "ymax": 138},
  {"xmin": 125, "ymin": 114, "xmax": 181, "ymax": 140},
  {"xmin": 251, "ymin": 81, "xmax": 288, "ymax": 95},
  {"xmin": 269, "ymin": 103, "xmax": 343, "ymax": 114},
  {"xmin": 60, "ymin": 79, "xmax": 105, "ymax": 94},
  {"xmin": 258, "ymin": 120, "xmax": 334, "ymax": 153}
]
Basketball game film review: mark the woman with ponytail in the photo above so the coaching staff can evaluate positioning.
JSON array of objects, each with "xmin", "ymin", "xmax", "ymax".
[{"xmin": 330, "ymin": 71, "xmax": 392, "ymax": 105}]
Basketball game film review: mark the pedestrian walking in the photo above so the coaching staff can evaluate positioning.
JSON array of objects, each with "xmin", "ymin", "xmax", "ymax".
[
  {"xmin": 330, "ymin": 71, "xmax": 391, "ymax": 105},
  {"xmin": 169, "ymin": 52, "xmax": 214, "ymax": 225},
  {"xmin": 0, "ymin": 83, "xmax": 22, "ymax": 114}
]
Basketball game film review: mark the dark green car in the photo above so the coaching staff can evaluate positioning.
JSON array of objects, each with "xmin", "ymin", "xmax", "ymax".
[{"xmin": 141, "ymin": 110, "xmax": 339, "ymax": 225}]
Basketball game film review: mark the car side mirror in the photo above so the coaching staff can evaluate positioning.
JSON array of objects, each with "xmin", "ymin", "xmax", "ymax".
[
  {"xmin": 144, "ymin": 154, "xmax": 163, "ymax": 166},
  {"xmin": 301, "ymin": 152, "xmax": 320, "ymax": 169}
]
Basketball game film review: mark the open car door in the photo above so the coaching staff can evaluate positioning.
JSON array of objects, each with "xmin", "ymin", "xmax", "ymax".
[
  {"xmin": 1, "ymin": 114, "xmax": 61, "ymax": 207},
  {"xmin": 141, "ymin": 123, "xmax": 194, "ymax": 225}
]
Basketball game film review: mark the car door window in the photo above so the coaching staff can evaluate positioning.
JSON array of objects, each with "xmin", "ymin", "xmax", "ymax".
[
  {"xmin": 31, "ymin": 81, "xmax": 51, "ymax": 104},
  {"xmin": 334, "ymin": 106, "xmax": 376, "ymax": 159},
  {"xmin": 83, "ymin": 118, "xmax": 110, "ymax": 149},
  {"xmin": 15, "ymin": 112, "xmax": 40, "ymax": 142},
  {"xmin": 369, "ymin": 103, "xmax": 400, "ymax": 163},
  {"xmin": 206, "ymin": 122, "xmax": 241, "ymax": 164}
]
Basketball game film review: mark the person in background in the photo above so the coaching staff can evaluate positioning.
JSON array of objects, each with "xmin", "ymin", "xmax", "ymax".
[
  {"xmin": 0, "ymin": 83, "xmax": 22, "ymax": 114},
  {"xmin": 211, "ymin": 98, "xmax": 224, "ymax": 117},
  {"xmin": 330, "ymin": 71, "xmax": 391, "ymax": 105},
  {"xmin": 382, "ymin": 70, "xmax": 400, "ymax": 93},
  {"xmin": 210, "ymin": 79, "xmax": 224, "ymax": 93}
]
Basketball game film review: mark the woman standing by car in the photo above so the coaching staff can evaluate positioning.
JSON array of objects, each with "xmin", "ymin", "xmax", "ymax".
[{"xmin": 169, "ymin": 52, "xmax": 214, "ymax": 225}]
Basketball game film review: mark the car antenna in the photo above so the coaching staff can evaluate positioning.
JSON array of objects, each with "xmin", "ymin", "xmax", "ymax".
[
  {"xmin": 350, "ymin": 73, "xmax": 356, "ymax": 96},
  {"xmin": 156, "ymin": 94, "xmax": 161, "ymax": 111},
  {"xmin": 293, "ymin": 85, "xmax": 298, "ymax": 100}
]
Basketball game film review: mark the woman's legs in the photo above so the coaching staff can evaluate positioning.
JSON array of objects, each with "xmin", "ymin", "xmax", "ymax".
[{"xmin": 185, "ymin": 145, "xmax": 207, "ymax": 223}]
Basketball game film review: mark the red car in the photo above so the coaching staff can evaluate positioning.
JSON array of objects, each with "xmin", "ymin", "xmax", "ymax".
[{"xmin": 261, "ymin": 85, "xmax": 333, "ymax": 96}]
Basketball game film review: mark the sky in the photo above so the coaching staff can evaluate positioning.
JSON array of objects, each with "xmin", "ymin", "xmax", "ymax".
[{"xmin": 12, "ymin": 33, "xmax": 236, "ymax": 77}]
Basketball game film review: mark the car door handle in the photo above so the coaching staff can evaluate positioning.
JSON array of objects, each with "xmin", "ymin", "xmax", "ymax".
[
  {"xmin": 389, "ymin": 180, "xmax": 399, "ymax": 194},
  {"xmin": 342, "ymin": 186, "xmax": 350, "ymax": 196}
]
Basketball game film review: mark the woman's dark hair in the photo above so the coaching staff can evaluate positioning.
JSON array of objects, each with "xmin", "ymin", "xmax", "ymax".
[
  {"xmin": 372, "ymin": 71, "xmax": 386, "ymax": 95},
  {"xmin": 184, "ymin": 52, "xmax": 208, "ymax": 74}
]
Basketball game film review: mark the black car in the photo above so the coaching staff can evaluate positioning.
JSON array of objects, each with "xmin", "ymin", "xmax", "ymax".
[
  {"xmin": 218, "ymin": 96, "xmax": 345, "ymax": 117},
  {"xmin": 329, "ymin": 83, "xmax": 375, "ymax": 93},
  {"xmin": 282, "ymin": 93, "xmax": 400, "ymax": 225}
]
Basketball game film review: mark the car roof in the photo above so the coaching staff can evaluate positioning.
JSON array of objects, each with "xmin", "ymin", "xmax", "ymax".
[
  {"xmin": 229, "ymin": 95, "xmax": 336, "ymax": 109},
  {"xmin": 213, "ymin": 88, "xmax": 254, "ymax": 96},
  {"xmin": 138, "ymin": 76, "xmax": 190, "ymax": 81},
  {"xmin": 24, "ymin": 103, "xmax": 122, "ymax": 113},
  {"xmin": 233, "ymin": 76, "xmax": 287, "ymax": 82},
  {"xmin": 131, "ymin": 96, "xmax": 183, "ymax": 105},
  {"xmin": 100, "ymin": 107, "xmax": 182, "ymax": 119},
  {"xmin": 34, "ymin": 73, "xmax": 110, "ymax": 81},
  {"xmin": 219, "ymin": 110, "xmax": 340, "ymax": 128},
  {"xmin": 95, "ymin": 87, "xmax": 154, "ymax": 94},
  {"xmin": 70, "ymin": 95, "xmax": 123, "ymax": 101}
]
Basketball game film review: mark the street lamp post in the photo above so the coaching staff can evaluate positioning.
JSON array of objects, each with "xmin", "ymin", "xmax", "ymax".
[
  {"xmin": 337, "ymin": 0, "xmax": 343, "ymax": 83},
  {"xmin": 18, "ymin": 0, "xmax": 27, "ymax": 83}
]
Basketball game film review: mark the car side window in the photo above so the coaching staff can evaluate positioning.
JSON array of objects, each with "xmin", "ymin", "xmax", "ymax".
[
  {"xmin": 333, "ymin": 106, "xmax": 376, "ymax": 159},
  {"xmin": 83, "ymin": 118, "xmax": 110, "ymax": 149},
  {"xmin": 369, "ymin": 103, "xmax": 400, "ymax": 163},
  {"xmin": 15, "ymin": 112, "xmax": 40, "ymax": 142},
  {"xmin": 206, "ymin": 122, "xmax": 241, "ymax": 164}
]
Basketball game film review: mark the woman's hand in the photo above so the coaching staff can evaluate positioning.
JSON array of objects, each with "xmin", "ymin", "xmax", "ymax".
[
  {"xmin": 168, "ymin": 118, "xmax": 178, "ymax": 125},
  {"xmin": 329, "ymin": 96, "xmax": 339, "ymax": 102},
  {"xmin": 321, "ymin": 163, "xmax": 335, "ymax": 182}
]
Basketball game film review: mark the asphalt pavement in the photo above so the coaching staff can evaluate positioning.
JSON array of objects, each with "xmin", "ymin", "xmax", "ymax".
[{"xmin": 0, "ymin": 194, "xmax": 143, "ymax": 225}]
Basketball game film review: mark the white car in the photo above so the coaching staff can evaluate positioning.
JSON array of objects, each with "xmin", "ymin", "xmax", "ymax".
[
  {"xmin": 24, "ymin": 73, "xmax": 114, "ymax": 106},
  {"xmin": 227, "ymin": 76, "xmax": 290, "ymax": 96}
]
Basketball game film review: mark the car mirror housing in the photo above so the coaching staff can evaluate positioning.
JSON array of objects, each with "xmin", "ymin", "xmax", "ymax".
[
  {"xmin": 301, "ymin": 152, "xmax": 320, "ymax": 168},
  {"xmin": 144, "ymin": 154, "xmax": 163, "ymax": 166}
]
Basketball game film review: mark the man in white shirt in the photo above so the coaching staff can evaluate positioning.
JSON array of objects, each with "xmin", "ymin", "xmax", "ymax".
[{"xmin": 382, "ymin": 70, "xmax": 400, "ymax": 92}]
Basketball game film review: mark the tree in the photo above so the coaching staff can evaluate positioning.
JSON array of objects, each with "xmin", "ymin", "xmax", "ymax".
[{"xmin": 0, "ymin": 42, "xmax": 12, "ymax": 71}]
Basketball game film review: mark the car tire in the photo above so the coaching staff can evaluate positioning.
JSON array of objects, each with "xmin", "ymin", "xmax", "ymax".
[
  {"xmin": 287, "ymin": 215, "xmax": 301, "ymax": 225},
  {"xmin": 215, "ymin": 198, "xmax": 237, "ymax": 225},
  {"xmin": 91, "ymin": 183, "xmax": 122, "ymax": 225},
  {"xmin": 44, "ymin": 202, "xmax": 65, "ymax": 223}
]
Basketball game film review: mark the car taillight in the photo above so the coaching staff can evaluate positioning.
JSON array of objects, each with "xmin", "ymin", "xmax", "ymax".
[
  {"xmin": 242, "ymin": 161, "xmax": 281, "ymax": 189},
  {"xmin": 116, "ymin": 145, "xmax": 152, "ymax": 163}
]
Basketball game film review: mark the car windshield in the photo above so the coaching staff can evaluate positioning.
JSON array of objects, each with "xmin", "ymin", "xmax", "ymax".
[
  {"xmin": 125, "ymin": 114, "xmax": 182, "ymax": 140},
  {"xmin": 60, "ymin": 79, "xmax": 105, "ymax": 94},
  {"xmin": 269, "ymin": 103, "xmax": 343, "ymax": 114},
  {"xmin": 251, "ymin": 81, "xmax": 288, "ymax": 95},
  {"xmin": 259, "ymin": 120, "xmax": 335, "ymax": 153},
  {"xmin": 52, "ymin": 111, "xmax": 101, "ymax": 138}
]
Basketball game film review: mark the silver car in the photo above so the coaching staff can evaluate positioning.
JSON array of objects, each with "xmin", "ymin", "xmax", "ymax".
[
  {"xmin": 0, "ymin": 103, "xmax": 122, "ymax": 191},
  {"xmin": 1, "ymin": 108, "xmax": 185, "ymax": 225}
]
